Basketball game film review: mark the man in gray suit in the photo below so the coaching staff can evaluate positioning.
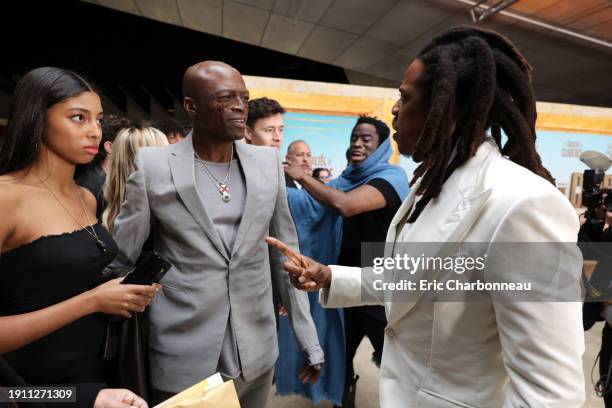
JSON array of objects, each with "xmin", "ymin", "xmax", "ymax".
[{"xmin": 106, "ymin": 61, "xmax": 323, "ymax": 407}]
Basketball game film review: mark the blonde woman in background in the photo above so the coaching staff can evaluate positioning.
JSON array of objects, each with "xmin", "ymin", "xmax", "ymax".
[{"xmin": 103, "ymin": 126, "xmax": 168, "ymax": 233}]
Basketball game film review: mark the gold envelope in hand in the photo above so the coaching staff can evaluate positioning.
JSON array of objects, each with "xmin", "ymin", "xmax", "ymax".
[
  {"xmin": 153, "ymin": 373, "xmax": 241, "ymax": 408},
  {"xmin": 583, "ymin": 259, "xmax": 598, "ymax": 280}
]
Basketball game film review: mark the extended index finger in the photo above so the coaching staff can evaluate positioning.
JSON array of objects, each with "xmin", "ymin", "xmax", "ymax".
[{"xmin": 265, "ymin": 236, "xmax": 299, "ymax": 260}]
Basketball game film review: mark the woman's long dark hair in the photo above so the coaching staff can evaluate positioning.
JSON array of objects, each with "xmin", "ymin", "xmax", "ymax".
[
  {"xmin": 407, "ymin": 25, "xmax": 553, "ymax": 223},
  {"xmin": 0, "ymin": 67, "xmax": 95, "ymax": 175}
]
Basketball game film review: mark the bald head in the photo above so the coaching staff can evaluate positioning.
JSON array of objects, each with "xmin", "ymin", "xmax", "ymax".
[
  {"xmin": 182, "ymin": 61, "xmax": 249, "ymax": 142},
  {"xmin": 286, "ymin": 140, "xmax": 312, "ymax": 175},
  {"xmin": 183, "ymin": 61, "xmax": 244, "ymax": 98}
]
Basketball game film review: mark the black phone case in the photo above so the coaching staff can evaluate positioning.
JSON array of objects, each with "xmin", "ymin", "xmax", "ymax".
[{"xmin": 122, "ymin": 252, "xmax": 171, "ymax": 285}]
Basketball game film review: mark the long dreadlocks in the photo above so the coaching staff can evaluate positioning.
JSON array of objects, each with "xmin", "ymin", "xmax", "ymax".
[{"xmin": 407, "ymin": 25, "xmax": 554, "ymax": 223}]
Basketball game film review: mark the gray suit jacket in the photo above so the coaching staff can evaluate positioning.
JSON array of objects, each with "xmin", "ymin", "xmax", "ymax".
[{"xmin": 106, "ymin": 136, "xmax": 320, "ymax": 391}]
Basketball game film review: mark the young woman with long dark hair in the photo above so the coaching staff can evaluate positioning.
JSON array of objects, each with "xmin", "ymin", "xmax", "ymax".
[{"xmin": 0, "ymin": 67, "xmax": 158, "ymax": 408}]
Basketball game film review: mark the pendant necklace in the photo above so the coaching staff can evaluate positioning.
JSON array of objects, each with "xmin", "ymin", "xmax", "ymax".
[
  {"xmin": 35, "ymin": 173, "xmax": 107, "ymax": 253},
  {"xmin": 195, "ymin": 144, "xmax": 234, "ymax": 203}
]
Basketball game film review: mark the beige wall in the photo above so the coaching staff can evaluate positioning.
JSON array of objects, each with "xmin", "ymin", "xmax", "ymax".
[
  {"xmin": 245, "ymin": 76, "xmax": 401, "ymax": 163},
  {"xmin": 244, "ymin": 75, "xmax": 612, "ymax": 167}
]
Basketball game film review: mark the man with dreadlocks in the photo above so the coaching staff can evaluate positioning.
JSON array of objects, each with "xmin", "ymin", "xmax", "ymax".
[{"xmin": 267, "ymin": 25, "xmax": 585, "ymax": 407}]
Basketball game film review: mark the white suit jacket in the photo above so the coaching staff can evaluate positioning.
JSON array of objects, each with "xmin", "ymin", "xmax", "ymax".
[{"xmin": 321, "ymin": 139, "xmax": 585, "ymax": 407}]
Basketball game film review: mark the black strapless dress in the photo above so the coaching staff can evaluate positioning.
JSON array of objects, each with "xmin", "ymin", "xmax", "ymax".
[{"xmin": 0, "ymin": 223, "xmax": 118, "ymax": 385}]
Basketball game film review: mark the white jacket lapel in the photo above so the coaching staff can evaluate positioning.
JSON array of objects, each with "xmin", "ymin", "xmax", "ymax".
[
  {"xmin": 385, "ymin": 140, "xmax": 498, "ymax": 325},
  {"xmin": 385, "ymin": 178, "xmax": 421, "ymax": 250}
]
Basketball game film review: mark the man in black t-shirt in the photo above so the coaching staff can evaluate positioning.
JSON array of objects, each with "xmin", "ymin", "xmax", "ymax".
[{"xmin": 284, "ymin": 116, "xmax": 404, "ymax": 408}]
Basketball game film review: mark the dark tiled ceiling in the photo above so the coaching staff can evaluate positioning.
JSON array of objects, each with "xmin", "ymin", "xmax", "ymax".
[{"xmin": 80, "ymin": 0, "xmax": 612, "ymax": 107}]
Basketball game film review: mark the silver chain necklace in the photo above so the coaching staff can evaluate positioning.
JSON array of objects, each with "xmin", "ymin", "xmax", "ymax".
[
  {"xmin": 195, "ymin": 144, "xmax": 234, "ymax": 203},
  {"xmin": 35, "ymin": 173, "xmax": 107, "ymax": 253}
]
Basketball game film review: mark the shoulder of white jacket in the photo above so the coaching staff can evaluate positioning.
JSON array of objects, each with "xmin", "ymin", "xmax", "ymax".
[
  {"xmin": 485, "ymin": 155, "xmax": 576, "ymax": 219},
  {"xmin": 487, "ymin": 155, "xmax": 561, "ymax": 196}
]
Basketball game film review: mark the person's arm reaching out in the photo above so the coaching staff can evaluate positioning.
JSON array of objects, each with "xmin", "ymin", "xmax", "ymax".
[
  {"xmin": 284, "ymin": 157, "xmax": 386, "ymax": 218},
  {"xmin": 265, "ymin": 237, "xmax": 384, "ymax": 309},
  {"xmin": 269, "ymin": 149, "xmax": 324, "ymax": 384},
  {"xmin": 0, "ymin": 279, "xmax": 157, "ymax": 354}
]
